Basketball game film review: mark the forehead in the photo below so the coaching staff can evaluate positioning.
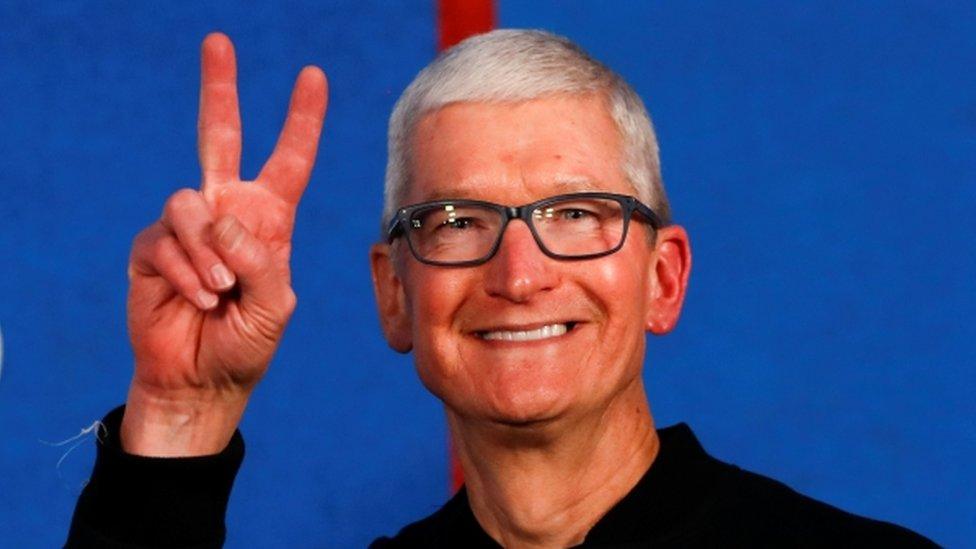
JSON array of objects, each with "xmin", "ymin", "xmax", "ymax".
[{"xmin": 407, "ymin": 94, "xmax": 631, "ymax": 204}]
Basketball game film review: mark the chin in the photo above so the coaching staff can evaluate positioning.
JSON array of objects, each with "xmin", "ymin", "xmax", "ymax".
[
  {"xmin": 416, "ymin": 345, "xmax": 588, "ymax": 427},
  {"xmin": 433, "ymin": 375, "xmax": 569, "ymax": 428},
  {"xmin": 481, "ymin": 382, "xmax": 571, "ymax": 427}
]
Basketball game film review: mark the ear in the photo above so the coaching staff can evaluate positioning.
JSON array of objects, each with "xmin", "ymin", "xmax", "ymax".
[
  {"xmin": 369, "ymin": 242, "xmax": 413, "ymax": 353},
  {"xmin": 645, "ymin": 225, "xmax": 692, "ymax": 335}
]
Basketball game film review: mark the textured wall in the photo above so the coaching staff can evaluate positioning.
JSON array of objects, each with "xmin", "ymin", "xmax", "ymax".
[{"xmin": 0, "ymin": 1, "xmax": 971, "ymax": 546}]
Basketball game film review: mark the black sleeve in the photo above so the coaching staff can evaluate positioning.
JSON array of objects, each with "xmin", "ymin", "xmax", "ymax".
[{"xmin": 65, "ymin": 405, "xmax": 245, "ymax": 549}]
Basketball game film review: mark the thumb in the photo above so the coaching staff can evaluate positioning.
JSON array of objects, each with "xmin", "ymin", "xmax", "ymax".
[{"xmin": 212, "ymin": 215, "xmax": 296, "ymax": 315}]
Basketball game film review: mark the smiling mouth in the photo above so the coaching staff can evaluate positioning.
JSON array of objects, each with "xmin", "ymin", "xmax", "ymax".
[{"xmin": 477, "ymin": 322, "xmax": 578, "ymax": 342}]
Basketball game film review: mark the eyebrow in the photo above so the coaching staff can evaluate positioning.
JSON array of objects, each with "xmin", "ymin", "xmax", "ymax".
[{"xmin": 419, "ymin": 176, "xmax": 600, "ymax": 202}]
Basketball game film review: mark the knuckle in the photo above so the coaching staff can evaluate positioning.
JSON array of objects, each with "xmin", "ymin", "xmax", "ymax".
[
  {"xmin": 170, "ymin": 264, "xmax": 202, "ymax": 296},
  {"xmin": 284, "ymin": 148, "xmax": 311, "ymax": 170},
  {"xmin": 292, "ymin": 110, "xmax": 323, "ymax": 127},
  {"xmin": 131, "ymin": 227, "xmax": 150, "ymax": 251},
  {"xmin": 267, "ymin": 149, "xmax": 309, "ymax": 178},
  {"xmin": 151, "ymin": 235, "xmax": 188, "ymax": 271},
  {"xmin": 235, "ymin": 231, "xmax": 268, "ymax": 266},
  {"xmin": 204, "ymin": 125, "xmax": 240, "ymax": 141},
  {"xmin": 163, "ymin": 188, "xmax": 199, "ymax": 219},
  {"xmin": 178, "ymin": 278, "xmax": 203, "ymax": 299},
  {"xmin": 131, "ymin": 223, "xmax": 163, "ymax": 259}
]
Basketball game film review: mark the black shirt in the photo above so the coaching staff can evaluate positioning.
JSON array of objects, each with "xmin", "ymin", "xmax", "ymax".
[{"xmin": 67, "ymin": 407, "xmax": 935, "ymax": 548}]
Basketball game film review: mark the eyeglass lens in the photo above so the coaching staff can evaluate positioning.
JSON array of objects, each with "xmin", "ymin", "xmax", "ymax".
[{"xmin": 406, "ymin": 196, "xmax": 627, "ymax": 264}]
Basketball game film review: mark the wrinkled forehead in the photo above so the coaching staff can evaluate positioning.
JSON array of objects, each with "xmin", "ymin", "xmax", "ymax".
[{"xmin": 405, "ymin": 94, "xmax": 631, "ymax": 206}]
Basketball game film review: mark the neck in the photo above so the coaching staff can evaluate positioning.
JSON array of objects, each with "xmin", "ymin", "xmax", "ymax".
[{"xmin": 448, "ymin": 377, "xmax": 659, "ymax": 549}]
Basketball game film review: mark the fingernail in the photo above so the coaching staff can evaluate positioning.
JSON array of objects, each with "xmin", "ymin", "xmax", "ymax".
[
  {"xmin": 217, "ymin": 217, "xmax": 244, "ymax": 250},
  {"xmin": 211, "ymin": 264, "xmax": 235, "ymax": 289},
  {"xmin": 197, "ymin": 289, "xmax": 219, "ymax": 309}
]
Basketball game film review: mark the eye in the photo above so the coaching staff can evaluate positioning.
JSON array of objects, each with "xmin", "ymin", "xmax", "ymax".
[
  {"xmin": 545, "ymin": 206, "xmax": 598, "ymax": 222},
  {"xmin": 536, "ymin": 206, "xmax": 593, "ymax": 220},
  {"xmin": 561, "ymin": 208, "xmax": 591, "ymax": 220},
  {"xmin": 439, "ymin": 217, "xmax": 475, "ymax": 230}
]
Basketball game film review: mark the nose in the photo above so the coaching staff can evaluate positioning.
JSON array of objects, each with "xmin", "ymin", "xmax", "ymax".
[{"xmin": 482, "ymin": 220, "xmax": 558, "ymax": 303}]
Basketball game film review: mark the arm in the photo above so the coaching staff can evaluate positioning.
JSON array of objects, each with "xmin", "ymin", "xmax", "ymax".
[
  {"xmin": 66, "ymin": 32, "xmax": 328, "ymax": 546},
  {"xmin": 67, "ymin": 406, "xmax": 244, "ymax": 549}
]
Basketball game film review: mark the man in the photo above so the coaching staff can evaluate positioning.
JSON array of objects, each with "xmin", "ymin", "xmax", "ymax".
[{"xmin": 67, "ymin": 30, "xmax": 933, "ymax": 547}]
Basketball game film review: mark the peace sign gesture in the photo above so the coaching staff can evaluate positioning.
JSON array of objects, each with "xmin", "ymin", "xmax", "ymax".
[{"xmin": 121, "ymin": 33, "xmax": 327, "ymax": 456}]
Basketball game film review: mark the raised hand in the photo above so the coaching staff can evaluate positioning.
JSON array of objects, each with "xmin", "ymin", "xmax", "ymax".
[{"xmin": 121, "ymin": 33, "xmax": 327, "ymax": 456}]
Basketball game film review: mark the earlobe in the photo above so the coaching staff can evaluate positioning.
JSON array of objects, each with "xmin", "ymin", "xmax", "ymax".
[
  {"xmin": 644, "ymin": 226, "xmax": 692, "ymax": 335},
  {"xmin": 369, "ymin": 243, "xmax": 413, "ymax": 353}
]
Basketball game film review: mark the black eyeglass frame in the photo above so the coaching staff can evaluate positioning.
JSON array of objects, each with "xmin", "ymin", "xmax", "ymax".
[{"xmin": 386, "ymin": 192, "xmax": 664, "ymax": 267}]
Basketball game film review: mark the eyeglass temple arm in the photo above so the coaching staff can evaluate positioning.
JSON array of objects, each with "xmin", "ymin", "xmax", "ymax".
[
  {"xmin": 386, "ymin": 211, "xmax": 406, "ymax": 242},
  {"xmin": 631, "ymin": 200, "xmax": 663, "ymax": 229}
]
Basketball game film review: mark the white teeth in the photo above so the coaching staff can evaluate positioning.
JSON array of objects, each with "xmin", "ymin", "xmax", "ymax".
[{"xmin": 482, "ymin": 323, "xmax": 568, "ymax": 342}]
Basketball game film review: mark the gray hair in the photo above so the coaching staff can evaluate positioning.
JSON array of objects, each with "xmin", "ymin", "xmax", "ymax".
[{"xmin": 382, "ymin": 29, "xmax": 671, "ymax": 232}]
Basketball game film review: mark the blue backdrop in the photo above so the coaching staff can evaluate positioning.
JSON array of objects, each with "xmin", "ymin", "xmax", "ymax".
[{"xmin": 0, "ymin": 1, "xmax": 972, "ymax": 546}]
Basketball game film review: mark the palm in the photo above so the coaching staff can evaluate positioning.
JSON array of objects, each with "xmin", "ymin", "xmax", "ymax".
[
  {"xmin": 200, "ymin": 184, "xmax": 294, "ymax": 367},
  {"xmin": 127, "ymin": 34, "xmax": 326, "ymax": 397}
]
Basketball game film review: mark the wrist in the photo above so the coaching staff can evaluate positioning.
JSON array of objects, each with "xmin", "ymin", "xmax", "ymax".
[{"xmin": 121, "ymin": 383, "xmax": 250, "ymax": 457}]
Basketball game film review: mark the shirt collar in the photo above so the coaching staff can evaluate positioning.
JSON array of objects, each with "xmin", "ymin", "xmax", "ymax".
[{"xmin": 444, "ymin": 423, "xmax": 720, "ymax": 547}]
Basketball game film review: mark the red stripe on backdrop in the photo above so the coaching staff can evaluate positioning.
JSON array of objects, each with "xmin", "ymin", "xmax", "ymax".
[
  {"xmin": 435, "ymin": 0, "xmax": 496, "ymax": 492},
  {"xmin": 437, "ymin": 0, "xmax": 496, "ymax": 51}
]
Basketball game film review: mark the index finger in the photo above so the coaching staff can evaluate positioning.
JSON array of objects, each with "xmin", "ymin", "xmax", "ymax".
[
  {"xmin": 257, "ymin": 66, "xmax": 328, "ymax": 205},
  {"xmin": 198, "ymin": 32, "xmax": 242, "ymax": 194}
]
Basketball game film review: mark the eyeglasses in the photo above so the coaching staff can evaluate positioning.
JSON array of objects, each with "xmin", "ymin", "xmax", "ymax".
[{"xmin": 386, "ymin": 192, "xmax": 663, "ymax": 267}]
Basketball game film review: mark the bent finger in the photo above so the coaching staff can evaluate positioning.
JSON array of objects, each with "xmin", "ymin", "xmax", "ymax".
[
  {"xmin": 257, "ymin": 66, "xmax": 328, "ymax": 205},
  {"xmin": 131, "ymin": 223, "xmax": 220, "ymax": 310},
  {"xmin": 161, "ymin": 188, "xmax": 236, "ymax": 292},
  {"xmin": 211, "ymin": 215, "xmax": 296, "ymax": 316}
]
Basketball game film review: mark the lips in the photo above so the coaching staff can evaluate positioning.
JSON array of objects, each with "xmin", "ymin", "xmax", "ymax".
[{"xmin": 476, "ymin": 322, "xmax": 579, "ymax": 342}]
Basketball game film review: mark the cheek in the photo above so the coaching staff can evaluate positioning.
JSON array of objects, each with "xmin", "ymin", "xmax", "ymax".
[
  {"xmin": 580, "ymin": 250, "xmax": 650, "ymax": 327},
  {"xmin": 404, "ymin": 268, "xmax": 473, "ymax": 380},
  {"xmin": 573, "ymin": 252, "xmax": 651, "ymax": 379}
]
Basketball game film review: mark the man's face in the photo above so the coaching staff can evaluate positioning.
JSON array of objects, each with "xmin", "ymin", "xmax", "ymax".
[{"xmin": 372, "ymin": 94, "xmax": 686, "ymax": 426}]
